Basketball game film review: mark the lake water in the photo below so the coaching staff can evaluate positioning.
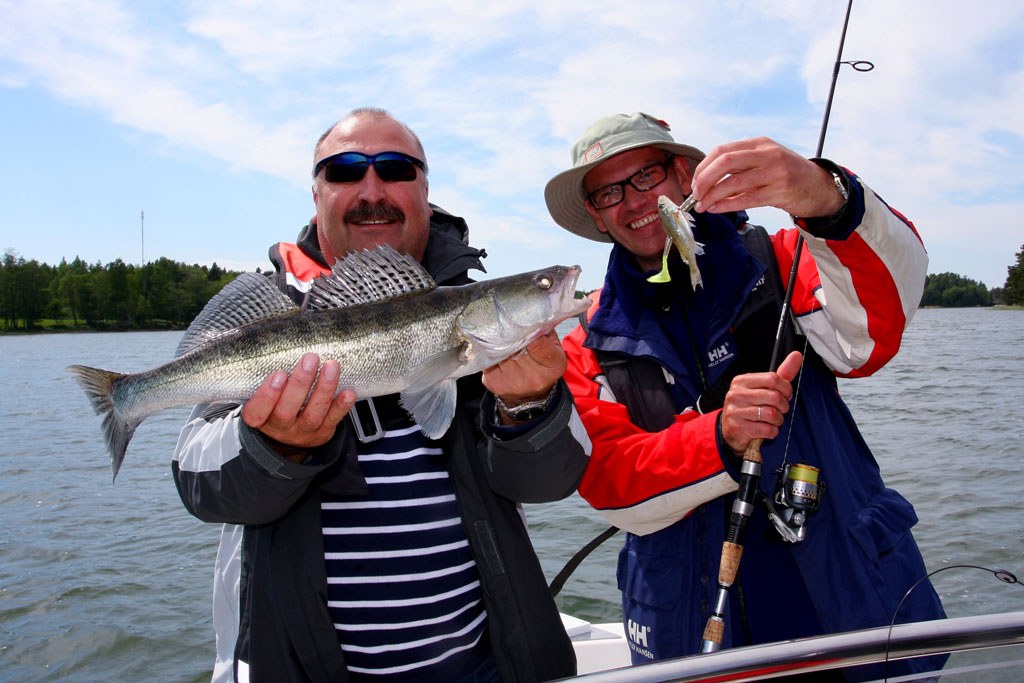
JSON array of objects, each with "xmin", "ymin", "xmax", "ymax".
[{"xmin": 2, "ymin": 308, "xmax": 1023, "ymax": 681}]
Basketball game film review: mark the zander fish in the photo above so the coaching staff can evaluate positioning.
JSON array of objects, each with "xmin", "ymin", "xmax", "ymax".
[
  {"xmin": 68, "ymin": 245, "xmax": 590, "ymax": 479},
  {"xmin": 647, "ymin": 194, "xmax": 704, "ymax": 289}
]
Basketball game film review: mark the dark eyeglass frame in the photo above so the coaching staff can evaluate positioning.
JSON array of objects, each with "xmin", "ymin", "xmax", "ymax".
[
  {"xmin": 586, "ymin": 160, "xmax": 672, "ymax": 210},
  {"xmin": 312, "ymin": 151, "xmax": 428, "ymax": 183}
]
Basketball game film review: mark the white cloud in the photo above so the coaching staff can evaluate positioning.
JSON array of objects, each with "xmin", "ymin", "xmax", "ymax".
[{"xmin": 0, "ymin": 0, "xmax": 1020, "ymax": 287}]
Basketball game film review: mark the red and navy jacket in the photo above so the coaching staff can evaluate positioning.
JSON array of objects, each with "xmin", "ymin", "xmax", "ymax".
[{"xmin": 562, "ymin": 167, "xmax": 947, "ymax": 680}]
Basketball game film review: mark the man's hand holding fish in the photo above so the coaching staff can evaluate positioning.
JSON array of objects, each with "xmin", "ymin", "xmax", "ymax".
[
  {"xmin": 483, "ymin": 330, "xmax": 567, "ymax": 424},
  {"xmin": 240, "ymin": 353, "xmax": 356, "ymax": 461}
]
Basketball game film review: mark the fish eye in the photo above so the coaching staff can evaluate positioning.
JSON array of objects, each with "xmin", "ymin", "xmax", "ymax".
[{"xmin": 535, "ymin": 274, "xmax": 553, "ymax": 290}]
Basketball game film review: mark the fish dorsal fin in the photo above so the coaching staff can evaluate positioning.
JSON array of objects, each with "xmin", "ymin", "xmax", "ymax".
[
  {"xmin": 308, "ymin": 245, "xmax": 436, "ymax": 310},
  {"xmin": 175, "ymin": 272, "xmax": 298, "ymax": 357}
]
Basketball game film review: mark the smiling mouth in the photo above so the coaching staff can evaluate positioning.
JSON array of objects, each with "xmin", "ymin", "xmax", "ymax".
[{"xmin": 628, "ymin": 213, "xmax": 659, "ymax": 231}]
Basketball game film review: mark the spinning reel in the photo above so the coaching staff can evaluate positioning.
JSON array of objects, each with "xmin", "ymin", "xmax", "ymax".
[{"xmin": 765, "ymin": 462, "xmax": 824, "ymax": 543}]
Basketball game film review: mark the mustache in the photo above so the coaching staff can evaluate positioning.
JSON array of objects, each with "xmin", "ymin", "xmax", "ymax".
[{"xmin": 344, "ymin": 201, "xmax": 405, "ymax": 224}]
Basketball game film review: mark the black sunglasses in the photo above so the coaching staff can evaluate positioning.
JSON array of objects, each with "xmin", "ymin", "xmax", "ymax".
[{"xmin": 312, "ymin": 151, "xmax": 427, "ymax": 183}]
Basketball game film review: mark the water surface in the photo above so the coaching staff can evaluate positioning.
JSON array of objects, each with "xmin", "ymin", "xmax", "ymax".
[{"xmin": 1, "ymin": 309, "xmax": 1022, "ymax": 680}]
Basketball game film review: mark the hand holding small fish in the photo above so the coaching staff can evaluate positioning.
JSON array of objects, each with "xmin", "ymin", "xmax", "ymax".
[
  {"xmin": 690, "ymin": 137, "xmax": 845, "ymax": 218},
  {"xmin": 242, "ymin": 352, "xmax": 357, "ymax": 459},
  {"xmin": 482, "ymin": 331, "xmax": 566, "ymax": 423},
  {"xmin": 719, "ymin": 351, "xmax": 803, "ymax": 455}
]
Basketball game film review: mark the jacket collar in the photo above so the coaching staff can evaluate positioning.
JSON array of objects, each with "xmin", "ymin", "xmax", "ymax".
[{"xmin": 586, "ymin": 210, "xmax": 766, "ymax": 373}]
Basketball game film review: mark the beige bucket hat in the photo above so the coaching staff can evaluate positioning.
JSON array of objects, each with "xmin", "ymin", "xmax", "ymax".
[{"xmin": 544, "ymin": 112, "xmax": 705, "ymax": 243}]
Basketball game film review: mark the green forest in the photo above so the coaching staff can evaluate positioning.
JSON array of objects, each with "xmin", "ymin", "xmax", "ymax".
[
  {"xmin": 2, "ymin": 243, "xmax": 1023, "ymax": 332},
  {"xmin": 1, "ymin": 252, "xmax": 241, "ymax": 332},
  {"xmin": 916, "ymin": 242, "xmax": 1022, "ymax": 307}
]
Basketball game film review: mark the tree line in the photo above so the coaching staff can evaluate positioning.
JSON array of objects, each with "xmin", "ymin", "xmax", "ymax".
[
  {"xmin": 922, "ymin": 272, "xmax": 996, "ymax": 307},
  {"xmin": 3, "ymin": 243, "xmax": 1023, "ymax": 332},
  {"xmin": 1, "ymin": 250, "xmax": 242, "ymax": 332},
  {"xmin": 922, "ymin": 242, "xmax": 1023, "ymax": 307}
]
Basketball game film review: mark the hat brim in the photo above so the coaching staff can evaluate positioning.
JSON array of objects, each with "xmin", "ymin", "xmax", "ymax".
[{"xmin": 544, "ymin": 142, "xmax": 705, "ymax": 243}]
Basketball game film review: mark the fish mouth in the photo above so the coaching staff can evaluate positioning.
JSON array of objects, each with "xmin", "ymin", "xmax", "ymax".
[
  {"xmin": 561, "ymin": 265, "xmax": 582, "ymax": 294},
  {"xmin": 628, "ymin": 213, "xmax": 659, "ymax": 230},
  {"xmin": 537, "ymin": 264, "xmax": 588, "ymax": 321},
  {"xmin": 561, "ymin": 265, "xmax": 591, "ymax": 316}
]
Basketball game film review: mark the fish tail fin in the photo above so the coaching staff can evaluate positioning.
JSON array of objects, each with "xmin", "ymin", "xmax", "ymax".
[{"xmin": 67, "ymin": 365, "xmax": 137, "ymax": 481}]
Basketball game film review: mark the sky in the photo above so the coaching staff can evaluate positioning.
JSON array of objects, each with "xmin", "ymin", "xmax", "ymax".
[{"xmin": 1, "ymin": 1, "xmax": 1021, "ymax": 292}]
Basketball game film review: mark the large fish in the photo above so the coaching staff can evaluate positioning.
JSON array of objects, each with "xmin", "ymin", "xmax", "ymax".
[
  {"xmin": 647, "ymin": 194, "xmax": 704, "ymax": 289},
  {"xmin": 68, "ymin": 245, "xmax": 590, "ymax": 478}
]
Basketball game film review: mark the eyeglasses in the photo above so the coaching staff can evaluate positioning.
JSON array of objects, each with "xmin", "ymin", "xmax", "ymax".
[
  {"xmin": 313, "ymin": 151, "xmax": 427, "ymax": 183},
  {"xmin": 587, "ymin": 161, "xmax": 671, "ymax": 210}
]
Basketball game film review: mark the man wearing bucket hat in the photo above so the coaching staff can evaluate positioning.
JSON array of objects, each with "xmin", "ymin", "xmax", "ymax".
[{"xmin": 546, "ymin": 113, "xmax": 946, "ymax": 680}]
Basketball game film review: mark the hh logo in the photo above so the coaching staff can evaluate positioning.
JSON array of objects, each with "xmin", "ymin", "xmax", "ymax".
[
  {"xmin": 708, "ymin": 344, "xmax": 730, "ymax": 363},
  {"xmin": 628, "ymin": 619, "xmax": 650, "ymax": 647}
]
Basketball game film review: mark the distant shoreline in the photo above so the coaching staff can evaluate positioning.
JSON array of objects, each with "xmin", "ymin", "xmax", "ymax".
[
  {"xmin": 1, "ymin": 325, "xmax": 186, "ymax": 336},
  {"xmin": 919, "ymin": 304, "xmax": 1022, "ymax": 311},
  {"xmin": 3, "ymin": 305, "xmax": 1021, "ymax": 337}
]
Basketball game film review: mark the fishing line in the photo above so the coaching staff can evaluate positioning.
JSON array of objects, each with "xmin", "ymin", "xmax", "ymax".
[
  {"xmin": 700, "ymin": 0, "xmax": 874, "ymax": 652},
  {"xmin": 778, "ymin": 335, "xmax": 810, "ymax": 465},
  {"xmin": 881, "ymin": 564, "xmax": 1022, "ymax": 682},
  {"xmin": 763, "ymin": 0, "xmax": 873, "ymax": 538}
]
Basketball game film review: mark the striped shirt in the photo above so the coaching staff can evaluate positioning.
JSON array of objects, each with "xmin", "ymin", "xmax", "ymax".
[{"xmin": 322, "ymin": 414, "xmax": 489, "ymax": 681}]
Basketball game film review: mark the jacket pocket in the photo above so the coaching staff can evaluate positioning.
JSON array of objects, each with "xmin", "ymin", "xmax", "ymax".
[
  {"xmin": 848, "ymin": 487, "xmax": 919, "ymax": 564},
  {"xmin": 846, "ymin": 487, "xmax": 930, "ymax": 619},
  {"xmin": 616, "ymin": 546, "xmax": 686, "ymax": 662}
]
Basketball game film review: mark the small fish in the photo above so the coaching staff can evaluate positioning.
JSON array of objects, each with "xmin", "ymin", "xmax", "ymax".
[
  {"xmin": 647, "ymin": 195, "xmax": 704, "ymax": 289},
  {"xmin": 68, "ymin": 245, "xmax": 590, "ymax": 479}
]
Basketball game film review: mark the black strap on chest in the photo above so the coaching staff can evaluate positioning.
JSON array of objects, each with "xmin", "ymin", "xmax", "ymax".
[
  {"xmin": 591, "ymin": 354, "xmax": 679, "ymax": 431},
  {"xmin": 586, "ymin": 225, "xmax": 808, "ymax": 428}
]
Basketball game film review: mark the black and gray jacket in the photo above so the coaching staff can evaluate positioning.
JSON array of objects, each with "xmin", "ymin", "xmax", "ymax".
[{"xmin": 172, "ymin": 210, "xmax": 587, "ymax": 682}]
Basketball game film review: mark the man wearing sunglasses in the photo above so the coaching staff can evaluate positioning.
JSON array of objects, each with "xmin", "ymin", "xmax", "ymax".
[
  {"xmin": 174, "ymin": 108, "xmax": 585, "ymax": 683},
  {"xmin": 543, "ymin": 113, "xmax": 946, "ymax": 681}
]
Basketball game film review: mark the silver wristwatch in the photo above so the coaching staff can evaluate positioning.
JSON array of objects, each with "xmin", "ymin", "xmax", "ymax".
[{"xmin": 494, "ymin": 385, "xmax": 558, "ymax": 422}]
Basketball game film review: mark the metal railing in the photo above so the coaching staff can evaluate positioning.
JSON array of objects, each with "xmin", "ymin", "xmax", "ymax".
[{"xmin": 561, "ymin": 611, "xmax": 1024, "ymax": 682}]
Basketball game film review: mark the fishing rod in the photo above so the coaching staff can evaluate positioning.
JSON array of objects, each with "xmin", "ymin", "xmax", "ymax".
[{"xmin": 700, "ymin": 0, "xmax": 872, "ymax": 653}]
